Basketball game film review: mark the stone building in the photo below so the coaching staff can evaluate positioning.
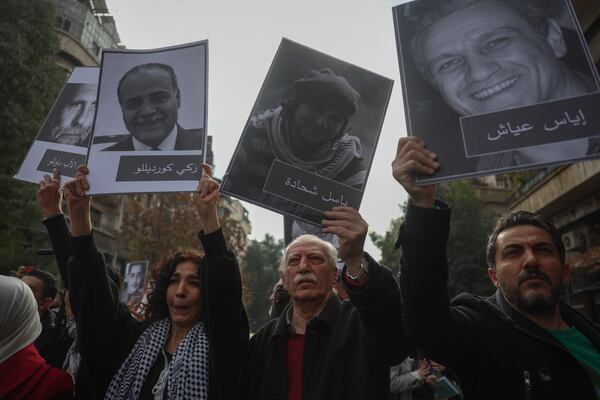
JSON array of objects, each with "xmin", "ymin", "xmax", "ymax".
[{"xmin": 508, "ymin": 0, "xmax": 600, "ymax": 322}]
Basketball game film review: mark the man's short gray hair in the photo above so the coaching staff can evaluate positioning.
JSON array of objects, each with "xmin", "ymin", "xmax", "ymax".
[
  {"xmin": 283, "ymin": 234, "xmax": 338, "ymax": 271},
  {"xmin": 408, "ymin": 0, "xmax": 557, "ymax": 86}
]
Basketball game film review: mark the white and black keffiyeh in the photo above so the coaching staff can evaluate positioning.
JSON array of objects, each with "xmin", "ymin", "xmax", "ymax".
[
  {"xmin": 104, "ymin": 318, "xmax": 209, "ymax": 400},
  {"xmin": 252, "ymin": 107, "xmax": 363, "ymax": 182}
]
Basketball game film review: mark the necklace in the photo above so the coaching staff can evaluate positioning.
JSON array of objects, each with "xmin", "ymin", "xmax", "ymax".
[{"xmin": 151, "ymin": 348, "xmax": 170, "ymax": 399}]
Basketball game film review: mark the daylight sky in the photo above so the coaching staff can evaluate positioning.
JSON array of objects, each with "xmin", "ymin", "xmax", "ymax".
[{"xmin": 105, "ymin": 0, "xmax": 411, "ymax": 257}]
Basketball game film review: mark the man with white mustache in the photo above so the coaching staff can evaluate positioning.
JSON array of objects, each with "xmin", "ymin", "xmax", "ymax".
[
  {"xmin": 238, "ymin": 206, "xmax": 412, "ymax": 400},
  {"xmin": 104, "ymin": 63, "xmax": 203, "ymax": 151}
]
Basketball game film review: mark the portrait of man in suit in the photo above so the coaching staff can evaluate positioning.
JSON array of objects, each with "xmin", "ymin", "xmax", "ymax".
[
  {"xmin": 103, "ymin": 63, "xmax": 203, "ymax": 151},
  {"xmin": 120, "ymin": 262, "xmax": 147, "ymax": 304}
]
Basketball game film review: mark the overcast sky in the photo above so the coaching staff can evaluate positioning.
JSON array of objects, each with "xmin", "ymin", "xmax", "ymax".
[{"xmin": 106, "ymin": 0, "xmax": 410, "ymax": 258}]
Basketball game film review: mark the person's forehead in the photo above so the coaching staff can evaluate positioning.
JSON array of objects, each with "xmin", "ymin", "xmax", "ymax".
[
  {"xmin": 287, "ymin": 241, "xmax": 327, "ymax": 257},
  {"xmin": 121, "ymin": 67, "xmax": 173, "ymax": 94},
  {"xmin": 496, "ymin": 224, "xmax": 555, "ymax": 249},
  {"xmin": 298, "ymin": 102, "xmax": 343, "ymax": 116},
  {"xmin": 173, "ymin": 261, "xmax": 200, "ymax": 277},
  {"xmin": 72, "ymin": 87, "xmax": 96, "ymax": 102},
  {"xmin": 421, "ymin": 0, "xmax": 534, "ymax": 57}
]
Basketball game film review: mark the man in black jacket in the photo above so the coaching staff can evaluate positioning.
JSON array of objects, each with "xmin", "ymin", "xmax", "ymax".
[
  {"xmin": 392, "ymin": 136, "xmax": 600, "ymax": 399},
  {"xmin": 238, "ymin": 206, "xmax": 411, "ymax": 400}
]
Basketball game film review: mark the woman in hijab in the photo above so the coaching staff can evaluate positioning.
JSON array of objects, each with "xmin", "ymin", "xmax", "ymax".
[
  {"xmin": 61, "ymin": 165, "xmax": 248, "ymax": 400},
  {"xmin": 0, "ymin": 275, "xmax": 73, "ymax": 399}
]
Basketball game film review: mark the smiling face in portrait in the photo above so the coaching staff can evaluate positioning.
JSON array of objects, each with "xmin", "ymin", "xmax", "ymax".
[
  {"xmin": 51, "ymin": 85, "xmax": 96, "ymax": 146},
  {"xmin": 418, "ymin": 0, "xmax": 568, "ymax": 115},
  {"xmin": 166, "ymin": 261, "xmax": 202, "ymax": 328},
  {"xmin": 119, "ymin": 66, "xmax": 180, "ymax": 147},
  {"xmin": 284, "ymin": 240, "xmax": 336, "ymax": 304},
  {"xmin": 292, "ymin": 102, "xmax": 346, "ymax": 148},
  {"xmin": 488, "ymin": 225, "xmax": 570, "ymax": 315}
]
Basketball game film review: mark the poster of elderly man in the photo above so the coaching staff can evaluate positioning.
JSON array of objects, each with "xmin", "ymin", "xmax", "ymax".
[
  {"xmin": 85, "ymin": 41, "xmax": 207, "ymax": 195},
  {"xmin": 14, "ymin": 67, "xmax": 98, "ymax": 183},
  {"xmin": 222, "ymin": 38, "xmax": 393, "ymax": 225},
  {"xmin": 393, "ymin": 0, "xmax": 600, "ymax": 184}
]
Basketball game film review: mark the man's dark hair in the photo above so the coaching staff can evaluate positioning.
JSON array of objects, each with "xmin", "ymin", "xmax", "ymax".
[
  {"xmin": 117, "ymin": 63, "xmax": 180, "ymax": 104},
  {"xmin": 408, "ymin": 0, "xmax": 557, "ymax": 86},
  {"xmin": 486, "ymin": 211, "xmax": 565, "ymax": 267},
  {"xmin": 145, "ymin": 249, "xmax": 204, "ymax": 322},
  {"xmin": 23, "ymin": 269, "xmax": 58, "ymax": 300}
]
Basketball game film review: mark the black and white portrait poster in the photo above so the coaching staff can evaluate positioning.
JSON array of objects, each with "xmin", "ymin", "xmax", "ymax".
[
  {"xmin": 14, "ymin": 67, "xmax": 98, "ymax": 183},
  {"xmin": 86, "ymin": 41, "xmax": 208, "ymax": 195},
  {"xmin": 120, "ymin": 260, "xmax": 149, "ymax": 305},
  {"xmin": 221, "ymin": 38, "xmax": 393, "ymax": 225},
  {"xmin": 393, "ymin": 0, "xmax": 600, "ymax": 184}
]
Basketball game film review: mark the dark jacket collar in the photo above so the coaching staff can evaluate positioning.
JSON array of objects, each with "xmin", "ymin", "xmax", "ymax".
[
  {"xmin": 271, "ymin": 294, "xmax": 342, "ymax": 341},
  {"xmin": 484, "ymin": 289, "xmax": 600, "ymax": 349}
]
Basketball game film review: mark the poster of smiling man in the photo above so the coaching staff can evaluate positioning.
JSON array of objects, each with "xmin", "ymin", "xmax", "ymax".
[
  {"xmin": 86, "ymin": 41, "xmax": 207, "ymax": 195},
  {"xmin": 222, "ymin": 38, "xmax": 393, "ymax": 225},
  {"xmin": 393, "ymin": 0, "xmax": 600, "ymax": 184},
  {"xmin": 14, "ymin": 67, "xmax": 98, "ymax": 183}
]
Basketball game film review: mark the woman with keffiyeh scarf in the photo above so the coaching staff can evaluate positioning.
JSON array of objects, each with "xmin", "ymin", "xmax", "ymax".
[{"xmin": 61, "ymin": 164, "xmax": 248, "ymax": 400}]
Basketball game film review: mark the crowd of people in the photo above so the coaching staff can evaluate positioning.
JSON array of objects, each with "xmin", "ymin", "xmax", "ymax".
[
  {"xmin": 4, "ymin": 0, "xmax": 600, "ymax": 397},
  {"xmin": 2, "ymin": 136, "xmax": 600, "ymax": 399}
]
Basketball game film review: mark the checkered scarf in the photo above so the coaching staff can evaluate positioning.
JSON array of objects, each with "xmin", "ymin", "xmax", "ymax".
[
  {"xmin": 252, "ymin": 107, "xmax": 363, "ymax": 180},
  {"xmin": 104, "ymin": 318, "xmax": 209, "ymax": 400}
]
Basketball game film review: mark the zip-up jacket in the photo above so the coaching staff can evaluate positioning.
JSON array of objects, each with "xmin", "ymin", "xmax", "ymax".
[{"xmin": 398, "ymin": 201, "xmax": 600, "ymax": 400}]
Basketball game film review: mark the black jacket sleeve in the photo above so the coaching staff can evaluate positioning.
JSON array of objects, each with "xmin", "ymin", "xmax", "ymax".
[
  {"xmin": 42, "ymin": 214, "xmax": 72, "ymax": 287},
  {"xmin": 67, "ymin": 233, "xmax": 141, "ymax": 398},
  {"xmin": 199, "ymin": 228, "xmax": 249, "ymax": 400},
  {"xmin": 398, "ymin": 202, "xmax": 480, "ymax": 369},
  {"xmin": 343, "ymin": 252, "xmax": 413, "ymax": 367}
]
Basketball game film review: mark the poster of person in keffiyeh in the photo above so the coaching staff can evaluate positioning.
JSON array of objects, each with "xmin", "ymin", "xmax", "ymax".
[{"xmin": 222, "ymin": 38, "xmax": 393, "ymax": 225}]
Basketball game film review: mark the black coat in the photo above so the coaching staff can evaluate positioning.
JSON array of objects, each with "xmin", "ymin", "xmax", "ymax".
[
  {"xmin": 398, "ymin": 202, "xmax": 600, "ymax": 400},
  {"xmin": 43, "ymin": 214, "xmax": 94, "ymax": 400},
  {"xmin": 238, "ymin": 254, "xmax": 411, "ymax": 400},
  {"xmin": 67, "ymin": 228, "xmax": 248, "ymax": 400}
]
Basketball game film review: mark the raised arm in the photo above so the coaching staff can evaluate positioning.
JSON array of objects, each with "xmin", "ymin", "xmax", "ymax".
[
  {"xmin": 63, "ymin": 166, "xmax": 139, "ymax": 396},
  {"xmin": 193, "ymin": 164, "xmax": 249, "ymax": 398},
  {"xmin": 393, "ymin": 137, "xmax": 477, "ymax": 368},
  {"xmin": 323, "ymin": 206, "xmax": 411, "ymax": 367},
  {"xmin": 37, "ymin": 168, "xmax": 72, "ymax": 286}
]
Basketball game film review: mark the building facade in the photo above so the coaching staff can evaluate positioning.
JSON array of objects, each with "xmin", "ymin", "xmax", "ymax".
[
  {"xmin": 508, "ymin": 0, "xmax": 600, "ymax": 321},
  {"xmin": 45, "ymin": 0, "xmax": 125, "ymax": 270}
]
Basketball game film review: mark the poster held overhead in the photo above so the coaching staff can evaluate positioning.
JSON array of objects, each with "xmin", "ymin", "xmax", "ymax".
[
  {"xmin": 86, "ymin": 41, "xmax": 208, "ymax": 195},
  {"xmin": 221, "ymin": 38, "xmax": 393, "ymax": 225},
  {"xmin": 392, "ymin": 0, "xmax": 600, "ymax": 184},
  {"xmin": 14, "ymin": 67, "xmax": 99, "ymax": 183}
]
